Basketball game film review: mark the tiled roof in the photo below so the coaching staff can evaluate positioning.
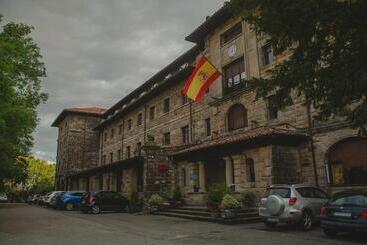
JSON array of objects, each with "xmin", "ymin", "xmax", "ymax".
[
  {"xmin": 65, "ymin": 107, "xmax": 107, "ymax": 115},
  {"xmin": 51, "ymin": 107, "xmax": 107, "ymax": 127},
  {"xmin": 171, "ymin": 126, "xmax": 308, "ymax": 156}
]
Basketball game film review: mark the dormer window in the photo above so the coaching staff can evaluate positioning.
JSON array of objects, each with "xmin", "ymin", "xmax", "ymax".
[{"xmin": 221, "ymin": 22, "xmax": 242, "ymax": 46}]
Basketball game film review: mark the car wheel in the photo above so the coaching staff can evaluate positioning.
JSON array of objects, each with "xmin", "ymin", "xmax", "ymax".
[
  {"xmin": 65, "ymin": 203, "xmax": 74, "ymax": 211},
  {"xmin": 264, "ymin": 220, "xmax": 277, "ymax": 228},
  {"xmin": 323, "ymin": 228, "xmax": 337, "ymax": 237},
  {"xmin": 301, "ymin": 211, "xmax": 313, "ymax": 231},
  {"xmin": 91, "ymin": 205, "xmax": 100, "ymax": 214}
]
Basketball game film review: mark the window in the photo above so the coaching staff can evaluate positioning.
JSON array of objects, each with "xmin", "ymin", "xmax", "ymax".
[
  {"xmin": 117, "ymin": 149, "xmax": 121, "ymax": 160},
  {"xmin": 163, "ymin": 98, "xmax": 170, "ymax": 113},
  {"xmin": 102, "ymin": 155, "xmax": 106, "ymax": 165},
  {"xmin": 246, "ymin": 158, "xmax": 255, "ymax": 182},
  {"xmin": 327, "ymin": 137, "xmax": 367, "ymax": 186},
  {"xmin": 136, "ymin": 142, "xmax": 142, "ymax": 155},
  {"xmin": 163, "ymin": 132, "xmax": 171, "ymax": 145},
  {"xmin": 182, "ymin": 94, "xmax": 188, "ymax": 105},
  {"xmin": 223, "ymin": 58, "xmax": 246, "ymax": 93},
  {"xmin": 110, "ymin": 152, "xmax": 113, "ymax": 163},
  {"xmin": 149, "ymin": 106, "xmax": 155, "ymax": 120},
  {"xmin": 181, "ymin": 125, "xmax": 190, "ymax": 144},
  {"xmin": 118, "ymin": 124, "xmax": 122, "ymax": 134},
  {"xmin": 267, "ymin": 95, "xmax": 278, "ymax": 120},
  {"xmin": 137, "ymin": 113, "xmax": 143, "ymax": 126},
  {"xmin": 182, "ymin": 168, "xmax": 187, "ymax": 187},
  {"xmin": 126, "ymin": 146, "xmax": 131, "ymax": 159},
  {"xmin": 228, "ymin": 104, "xmax": 248, "ymax": 131},
  {"xmin": 262, "ymin": 43, "xmax": 274, "ymax": 66},
  {"xmin": 205, "ymin": 118, "xmax": 211, "ymax": 137},
  {"xmin": 110, "ymin": 128, "xmax": 114, "ymax": 139},
  {"xmin": 127, "ymin": 119, "xmax": 132, "ymax": 130},
  {"xmin": 265, "ymin": 188, "xmax": 291, "ymax": 198},
  {"xmin": 104, "ymin": 132, "xmax": 107, "ymax": 142},
  {"xmin": 221, "ymin": 22, "xmax": 242, "ymax": 45}
]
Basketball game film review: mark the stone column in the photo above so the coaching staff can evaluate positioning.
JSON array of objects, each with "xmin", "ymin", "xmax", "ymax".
[
  {"xmin": 224, "ymin": 156, "xmax": 234, "ymax": 187},
  {"xmin": 198, "ymin": 161, "xmax": 206, "ymax": 192}
]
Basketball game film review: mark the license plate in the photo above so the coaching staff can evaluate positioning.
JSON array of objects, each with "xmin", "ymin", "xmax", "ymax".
[
  {"xmin": 268, "ymin": 217, "xmax": 279, "ymax": 222},
  {"xmin": 333, "ymin": 212, "xmax": 351, "ymax": 217}
]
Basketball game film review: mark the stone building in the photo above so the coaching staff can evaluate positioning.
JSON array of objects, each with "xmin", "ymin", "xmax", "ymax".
[{"xmin": 52, "ymin": 7, "xmax": 367, "ymax": 204}]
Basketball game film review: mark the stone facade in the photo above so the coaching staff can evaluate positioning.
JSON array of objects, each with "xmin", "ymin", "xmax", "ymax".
[{"xmin": 53, "ymin": 6, "xmax": 367, "ymax": 204}]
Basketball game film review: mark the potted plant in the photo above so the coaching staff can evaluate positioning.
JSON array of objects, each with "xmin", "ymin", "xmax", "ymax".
[
  {"xmin": 206, "ymin": 184, "xmax": 229, "ymax": 218},
  {"xmin": 148, "ymin": 194, "xmax": 163, "ymax": 214},
  {"xmin": 240, "ymin": 191, "xmax": 258, "ymax": 208},
  {"xmin": 128, "ymin": 192, "xmax": 143, "ymax": 213},
  {"xmin": 219, "ymin": 194, "xmax": 241, "ymax": 219},
  {"xmin": 169, "ymin": 187, "xmax": 183, "ymax": 208}
]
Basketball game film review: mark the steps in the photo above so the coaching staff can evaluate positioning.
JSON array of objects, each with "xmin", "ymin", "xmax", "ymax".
[{"xmin": 156, "ymin": 206, "xmax": 262, "ymax": 224}]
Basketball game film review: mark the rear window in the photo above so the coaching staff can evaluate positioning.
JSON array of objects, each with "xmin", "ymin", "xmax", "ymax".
[
  {"xmin": 266, "ymin": 188, "xmax": 291, "ymax": 198},
  {"xmin": 331, "ymin": 194, "xmax": 367, "ymax": 207}
]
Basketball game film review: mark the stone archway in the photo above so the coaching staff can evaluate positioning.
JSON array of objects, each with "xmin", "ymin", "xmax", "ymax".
[{"xmin": 327, "ymin": 137, "xmax": 367, "ymax": 186}]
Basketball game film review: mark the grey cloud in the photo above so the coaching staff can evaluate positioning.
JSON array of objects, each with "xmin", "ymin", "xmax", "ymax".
[{"xmin": 0, "ymin": 0, "xmax": 225, "ymax": 162}]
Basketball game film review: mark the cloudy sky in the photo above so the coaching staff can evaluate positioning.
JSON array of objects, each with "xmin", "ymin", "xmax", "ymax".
[{"xmin": 1, "ymin": 0, "xmax": 225, "ymax": 162}]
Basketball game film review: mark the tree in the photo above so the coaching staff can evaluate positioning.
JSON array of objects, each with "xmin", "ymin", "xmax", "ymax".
[
  {"xmin": 226, "ymin": 0, "xmax": 367, "ymax": 129},
  {"xmin": 25, "ymin": 157, "xmax": 55, "ymax": 194},
  {"xmin": 0, "ymin": 15, "xmax": 47, "ymax": 191}
]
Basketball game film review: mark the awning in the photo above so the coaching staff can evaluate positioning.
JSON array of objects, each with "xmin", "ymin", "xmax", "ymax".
[
  {"xmin": 68, "ymin": 156, "xmax": 144, "ymax": 178},
  {"xmin": 171, "ymin": 127, "xmax": 309, "ymax": 158}
]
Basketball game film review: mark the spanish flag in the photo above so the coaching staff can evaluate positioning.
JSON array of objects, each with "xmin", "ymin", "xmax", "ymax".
[{"xmin": 183, "ymin": 56, "xmax": 222, "ymax": 102}]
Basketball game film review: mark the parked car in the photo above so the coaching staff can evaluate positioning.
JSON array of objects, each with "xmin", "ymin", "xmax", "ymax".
[
  {"xmin": 61, "ymin": 191, "xmax": 86, "ymax": 211},
  {"xmin": 27, "ymin": 194, "xmax": 41, "ymax": 204},
  {"xmin": 39, "ymin": 192, "xmax": 53, "ymax": 206},
  {"xmin": 320, "ymin": 190, "xmax": 367, "ymax": 236},
  {"xmin": 48, "ymin": 191, "xmax": 66, "ymax": 208},
  {"xmin": 259, "ymin": 184, "xmax": 330, "ymax": 230},
  {"xmin": 80, "ymin": 191, "xmax": 128, "ymax": 214},
  {"xmin": 0, "ymin": 193, "xmax": 8, "ymax": 203}
]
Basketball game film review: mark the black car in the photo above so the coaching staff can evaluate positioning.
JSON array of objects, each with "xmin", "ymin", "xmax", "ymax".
[
  {"xmin": 80, "ymin": 191, "xmax": 128, "ymax": 214},
  {"xmin": 320, "ymin": 190, "xmax": 367, "ymax": 236}
]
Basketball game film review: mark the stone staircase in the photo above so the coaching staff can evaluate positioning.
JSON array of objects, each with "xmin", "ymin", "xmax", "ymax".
[{"xmin": 156, "ymin": 206, "xmax": 262, "ymax": 224}]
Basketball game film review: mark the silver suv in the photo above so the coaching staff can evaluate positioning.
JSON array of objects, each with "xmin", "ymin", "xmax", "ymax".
[{"xmin": 259, "ymin": 184, "xmax": 330, "ymax": 230}]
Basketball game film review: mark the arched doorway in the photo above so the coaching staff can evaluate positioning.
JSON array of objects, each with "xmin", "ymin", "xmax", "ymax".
[{"xmin": 327, "ymin": 137, "xmax": 367, "ymax": 186}]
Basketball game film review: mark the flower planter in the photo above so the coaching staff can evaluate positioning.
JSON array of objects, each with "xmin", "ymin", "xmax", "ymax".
[
  {"xmin": 220, "ymin": 209, "xmax": 237, "ymax": 219},
  {"xmin": 149, "ymin": 205, "xmax": 160, "ymax": 214}
]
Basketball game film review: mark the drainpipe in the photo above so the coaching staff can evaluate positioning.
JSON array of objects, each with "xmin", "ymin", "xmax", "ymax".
[
  {"xmin": 306, "ymin": 98, "xmax": 319, "ymax": 187},
  {"xmin": 189, "ymin": 101, "xmax": 194, "ymax": 142},
  {"xmin": 144, "ymin": 105, "xmax": 148, "ymax": 144}
]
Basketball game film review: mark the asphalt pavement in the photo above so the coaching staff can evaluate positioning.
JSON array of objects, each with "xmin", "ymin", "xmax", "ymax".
[{"xmin": 0, "ymin": 203, "xmax": 366, "ymax": 245}]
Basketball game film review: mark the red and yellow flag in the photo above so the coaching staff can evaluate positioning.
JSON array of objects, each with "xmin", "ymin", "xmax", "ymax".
[{"xmin": 183, "ymin": 56, "xmax": 222, "ymax": 102}]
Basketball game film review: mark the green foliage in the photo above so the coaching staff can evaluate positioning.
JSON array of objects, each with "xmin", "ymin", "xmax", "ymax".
[
  {"xmin": 129, "ymin": 191, "xmax": 143, "ymax": 206},
  {"xmin": 25, "ymin": 157, "xmax": 55, "ymax": 194},
  {"xmin": 148, "ymin": 194, "xmax": 164, "ymax": 206},
  {"xmin": 171, "ymin": 187, "xmax": 182, "ymax": 201},
  {"xmin": 240, "ymin": 191, "xmax": 258, "ymax": 208},
  {"xmin": 220, "ymin": 194, "xmax": 241, "ymax": 209},
  {"xmin": 226, "ymin": 0, "xmax": 367, "ymax": 127},
  {"xmin": 0, "ymin": 15, "xmax": 47, "ymax": 190},
  {"xmin": 207, "ymin": 184, "xmax": 231, "ymax": 208}
]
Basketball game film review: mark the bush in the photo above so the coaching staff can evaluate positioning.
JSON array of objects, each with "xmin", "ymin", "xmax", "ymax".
[
  {"xmin": 241, "ymin": 191, "xmax": 258, "ymax": 208},
  {"xmin": 220, "ymin": 194, "xmax": 241, "ymax": 210},
  {"xmin": 171, "ymin": 187, "xmax": 182, "ymax": 202},
  {"xmin": 207, "ymin": 184, "xmax": 231, "ymax": 209},
  {"xmin": 129, "ymin": 192, "xmax": 142, "ymax": 206},
  {"xmin": 148, "ymin": 194, "xmax": 164, "ymax": 206}
]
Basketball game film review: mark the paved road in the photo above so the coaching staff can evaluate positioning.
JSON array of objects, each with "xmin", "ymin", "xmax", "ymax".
[{"xmin": 0, "ymin": 204, "xmax": 366, "ymax": 245}]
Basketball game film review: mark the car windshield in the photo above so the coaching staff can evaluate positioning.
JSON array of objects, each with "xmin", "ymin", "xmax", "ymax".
[
  {"xmin": 266, "ymin": 188, "xmax": 291, "ymax": 198},
  {"xmin": 331, "ymin": 194, "xmax": 367, "ymax": 207}
]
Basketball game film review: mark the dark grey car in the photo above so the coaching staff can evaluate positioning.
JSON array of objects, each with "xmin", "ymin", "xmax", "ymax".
[{"xmin": 259, "ymin": 184, "xmax": 330, "ymax": 230}]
